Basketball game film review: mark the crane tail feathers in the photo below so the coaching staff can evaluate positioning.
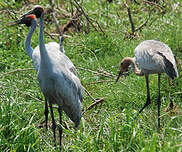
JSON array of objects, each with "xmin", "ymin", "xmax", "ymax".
[
  {"xmin": 157, "ymin": 52, "xmax": 178, "ymax": 79},
  {"xmin": 59, "ymin": 36, "xmax": 65, "ymax": 53}
]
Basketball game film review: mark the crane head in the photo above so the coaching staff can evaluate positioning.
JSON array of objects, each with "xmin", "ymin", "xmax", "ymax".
[
  {"xmin": 116, "ymin": 59, "xmax": 130, "ymax": 83},
  {"xmin": 9, "ymin": 15, "xmax": 36, "ymax": 27},
  {"xmin": 22, "ymin": 6, "xmax": 44, "ymax": 18}
]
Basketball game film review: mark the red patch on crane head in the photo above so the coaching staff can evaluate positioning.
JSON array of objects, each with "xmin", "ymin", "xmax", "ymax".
[
  {"xmin": 21, "ymin": 6, "xmax": 44, "ymax": 19},
  {"xmin": 9, "ymin": 14, "xmax": 36, "ymax": 27},
  {"xmin": 22, "ymin": 14, "xmax": 36, "ymax": 27},
  {"xmin": 27, "ymin": 14, "xmax": 36, "ymax": 19}
]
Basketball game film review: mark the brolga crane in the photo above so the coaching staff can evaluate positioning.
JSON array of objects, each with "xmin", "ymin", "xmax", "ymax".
[
  {"xmin": 13, "ymin": 8, "xmax": 83, "ymax": 150},
  {"xmin": 12, "ymin": 12, "xmax": 80, "ymax": 131},
  {"xmin": 116, "ymin": 40, "xmax": 178, "ymax": 130}
]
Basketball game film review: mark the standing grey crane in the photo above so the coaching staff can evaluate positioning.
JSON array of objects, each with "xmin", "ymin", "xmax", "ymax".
[
  {"xmin": 116, "ymin": 40, "xmax": 178, "ymax": 129},
  {"xmin": 11, "ymin": 13, "xmax": 80, "ymax": 132},
  {"xmin": 13, "ymin": 8, "xmax": 83, "ymax": 150}
]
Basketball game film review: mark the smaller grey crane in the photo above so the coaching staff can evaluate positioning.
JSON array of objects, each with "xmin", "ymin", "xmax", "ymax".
[{"xmin": 116, "ymin": 40, "xmax": 178, "ymax": 129}]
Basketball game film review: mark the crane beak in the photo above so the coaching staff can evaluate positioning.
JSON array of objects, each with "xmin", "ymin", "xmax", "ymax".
[
  {"xmin": 8, "ymin": 18, "xmax": 24, "ymax": 26},
  {"xmin": 9, "ymin": 10, "xmax": 34, "ymax": 27},
  {"xmin": 115, "ymin": 67, "xmax": 125, "ymax": 83},
  {"xmin": 21, "ymin": 10, "xmax": 34, "ymax": 18},
  {"xmin": 115, "ymin": 71, "xmax": 122, "ymax": 83}
]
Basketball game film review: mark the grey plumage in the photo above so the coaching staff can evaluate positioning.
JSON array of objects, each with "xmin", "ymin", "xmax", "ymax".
[
  {"xmin": 116, "ymin": 39, "xmax": 178, "ymax": 129},
  {"xmin": 16, "ymin": 9, "xmax": 83, "ymax": 150},
  {"xmin": 37, "ymin": 9, "xmax": 83, "ymax": 150},
  {"xmin": 157, "ymin": 51, "xmax": 178, "ymax": 79},
  {"xmin": 134, "ymin": 40, "xmax": 178, "ymax": 77}
]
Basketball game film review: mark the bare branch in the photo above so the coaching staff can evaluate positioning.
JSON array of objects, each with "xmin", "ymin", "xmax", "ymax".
[
  {"xmin": 86, "ymin": 98, "xmax": 105, "ymax": 111},
  {"xmin": 98, "ymin": 68, "xmax": 116, "ymax": 77},
  {"xmin": 125, "ymin": 1, "xmax": 135, "ymax": 34},
  {"xmin": 84, "ymin": 88, "xmax": 98, "ymax": 102},
  {"xmin": 124, "ymin": 1, "xmax": 154, "ymax": 36},
  {"xmin": 0, "ymin": 68, "xmax": 35, "ymax": 77},
  {"xmin": 72, "ymin": 0, "xmax": 98, "ymax": 32},
  {"xmin": 85, "ymin": 80, "xmax": 114, "ymax": 85},
  {"xmin": 23, "ymin": 92, "xmax": 58, "ymax": 109},
  {"xmin": 49, "ymin": 0, "xmax": 63, "ymax": 37},
  {"xmin": 72, "ymin": 0, "xmax": 105, "ymax": 35},
  {"xmin": 142, "ymin": 0, "xmax": 165, "ymax": 10},
  {"xmin": 2, "ymin": 1, "xmax": 19, "ymax": 20},
  {"xmin": 70, "ymin": 0, "xmax": 74, "ymax": 16},
  {"xmin": 77, "ymin": 67, "xmax": 115, "ymax": 78},
  {"xmin": 44, "ymin": 31, "xmax": 57, "ymax": 40},
  {"xmin": 82, "ymin": 84, "xmax": 105, "ymax": 107},
  {"xmin": 61, "ymin": 10, "xmax": 82, "ymax": 33},
  {"xmin": 135, "ymin": 9, "xmax": 152, "ymax": 32}
]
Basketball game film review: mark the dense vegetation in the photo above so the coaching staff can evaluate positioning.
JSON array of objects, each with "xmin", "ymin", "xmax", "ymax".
[{"xmin": 0, "ymin": 0, "xmax": 182, "ymax": 151}]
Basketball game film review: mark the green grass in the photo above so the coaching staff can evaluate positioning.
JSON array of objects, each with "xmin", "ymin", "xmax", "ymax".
[{"xmin": 0, "ymin": 0, "xmax": 182, "ymax": 151}]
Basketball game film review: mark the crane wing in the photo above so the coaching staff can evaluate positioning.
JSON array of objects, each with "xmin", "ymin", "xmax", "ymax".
[
  {"xmin": 33, "ymin": 42, "xmax": 78, "ymax": 75},
  {"xmin": 135, "ymin": 40, "xmax": 178, "ymax": 76}
]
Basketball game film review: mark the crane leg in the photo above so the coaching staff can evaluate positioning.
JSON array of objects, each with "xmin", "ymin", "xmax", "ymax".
[
  {"xmin": 44, "ymin": 97, "xmax": 49, "ymax": 129},
  {"xmin": 58, "ymin": 106, "xmax": 63, "ymax": 151},
  {"xmin": 157, "ymin": 74, "xmax": 161, "ymax": 130},
  {"xmin": 50, "ymin": 103, "xmax": 57, "ymax": 144},
  {"xmin": 139, "ymin": 75, "xmax": 151, "ymax": 113}
]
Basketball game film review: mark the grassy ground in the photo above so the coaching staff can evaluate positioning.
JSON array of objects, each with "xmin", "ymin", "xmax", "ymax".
[{"xmin": 0, "ymin": 0, "xmax": 182, "ymax": 151}]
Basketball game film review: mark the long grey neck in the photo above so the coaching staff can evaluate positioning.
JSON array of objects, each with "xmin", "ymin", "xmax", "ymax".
[
  {"xmin": 127, "ymin": 57, "xmax": 144, "ymax": 76},
  {"xmin": 25, "ymin": 19, "xmax": 37, "ymax": 59},
  {"xmin": 39, "ymin": 13, "xmax": 47, "ymax": 56}
]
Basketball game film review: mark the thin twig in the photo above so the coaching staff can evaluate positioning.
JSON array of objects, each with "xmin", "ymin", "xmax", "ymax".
[
  {"xmin": 125, "ymin": 1, "xmax": 154, "ymax": 35},
  {"xmin": 82, "ymin": 86, "xmax": 105, "ymax": 111},
  {"xmin": 44, "ymin": 31, "xmax": 57, "ymax": 40},
  {"xmin": 0, "ymin": 68, "xmax": 35, "ymax": 77},
  {"xmin": 86, "ymin": 98, "xmax": 104, "ymax": 111},
  {"xmin": 3, "ymin": 1, "xmax": 19, "ymax": 20},
  {"xmin": 49, "ymin": 0, "xmax": 63, "ymax": 37},
  {"xmin": 89, "ymin": 17, "xmax": 105, "ymax": 35},
  {"xmin": 133, "ymin": 0, "xmax": 140, "ymax": 5},
  {"xmin": 61, "ymin": 10, "xmax": 82, "ymax": 33},
  {"xmin": 23, "ymin": 92, "xmax": 43, "ymax": 103},
  {"xmin": 85, "ymin": 80, "xmax": 114, "ymax": 85},
  {"xmin": 72, "ymin": 0, "xmax": 105, "ymax": 35},
  {"xmin": 135, "ymin": 9, "xmax": 152, "ymax": 32},
  {"xmin": 125, "ymin": 1, "xmax": 135, "ymax": 34},
  {"xmin": 142, "ymin": 0, "xmax": 165, "ymax": 10},
  {"xmin": 135, "ymin": 19, "xmax": 148, "ymax": 32},
  {"xmin": 72, "ymin": 1, "xmax": 97, "ymax": 32},
  {"xmin": 84, "ymin": 88, "xmax": 97, "ymax": 102},
  {"xmin": 46, "ymin": 33, "xmax": 72, "ymax": 38},
  {"xmin": 77, "ymin": 67, "xmax": 98, "ymax": 74},
  {"xmin": 98, "ymin": 68, "xmax": 115, "ymax": 77},
  {"xmin": 77, "ymin": 67, "xmax": 115, "ymax": 78},
  {"xmin": 23, "ymin": 92, "xmax": 58, "ymax": 109},
  {"xmin": 70, "ymin": 0, "xmax": 74, "ymax": 16}
]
